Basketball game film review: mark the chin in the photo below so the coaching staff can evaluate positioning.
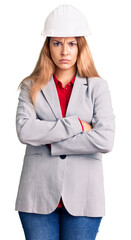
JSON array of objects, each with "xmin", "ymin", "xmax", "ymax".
[{"xmin": 57, "ymin": 64, "xmax": 73, "ymax": 70}]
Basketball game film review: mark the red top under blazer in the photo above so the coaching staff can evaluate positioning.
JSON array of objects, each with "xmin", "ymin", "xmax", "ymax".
[{"xmin": 49, "ymin": 73, "xmax": 84, "ymax": 208}]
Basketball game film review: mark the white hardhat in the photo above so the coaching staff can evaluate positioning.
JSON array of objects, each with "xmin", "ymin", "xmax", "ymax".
[{"xmin": 41, "ymin": 5, "xmax": 91, "ymax": 37}]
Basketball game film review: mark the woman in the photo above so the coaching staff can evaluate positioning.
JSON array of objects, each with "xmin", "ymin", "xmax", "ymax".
[{"xmin": 15, "ymin": 4, "xmax": 115, "ymax": 240}]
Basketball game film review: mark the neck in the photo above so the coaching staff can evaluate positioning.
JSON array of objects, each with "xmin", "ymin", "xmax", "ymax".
[{"xmin": 55, "ymin": 66, "xmax": 77, "ymax": 86}]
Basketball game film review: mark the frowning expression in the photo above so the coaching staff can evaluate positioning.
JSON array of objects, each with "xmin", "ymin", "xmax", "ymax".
[{"xmin": 49, "ymin": 37, "xmax": 78, "ymax": 70}]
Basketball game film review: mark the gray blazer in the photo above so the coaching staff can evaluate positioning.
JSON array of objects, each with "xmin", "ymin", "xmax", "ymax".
[{"xmin": 15, "ymin": 72, "xmax": 115, "ymax": 217}]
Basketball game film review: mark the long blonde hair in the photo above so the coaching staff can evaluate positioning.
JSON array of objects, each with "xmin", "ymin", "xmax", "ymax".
[{"xmin": 17, "ymin": 36, "xmax": 100, "ymax": 109}]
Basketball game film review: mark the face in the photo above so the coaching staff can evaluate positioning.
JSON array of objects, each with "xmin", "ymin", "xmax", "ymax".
[{"xmin": 49, "ymin": 37, "xmax": 78, "ymax": 71}]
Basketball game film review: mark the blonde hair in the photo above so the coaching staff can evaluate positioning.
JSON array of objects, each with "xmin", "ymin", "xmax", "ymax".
[{"xmin": 17, "ymin": 36, "xmax": 101, "ymax": 109}]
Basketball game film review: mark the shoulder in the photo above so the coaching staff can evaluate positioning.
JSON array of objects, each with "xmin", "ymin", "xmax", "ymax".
[
  {"xmin": 86, "ymin": 77, "xmax": 111, "ymax": 101},
  {"xmin": 88, "ymin": 76, "xmax": 108, "ymax": 88},
  {"xmin": 88, "ymin": 77, "xmax": 109, "ymax": 93},
  {"xmin": 20, "ymin": 78, "xmax": 34, "ymax": 90}
]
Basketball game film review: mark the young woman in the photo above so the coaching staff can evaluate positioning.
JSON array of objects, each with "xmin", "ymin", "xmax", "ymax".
[{"xmin": 15, "ymin": 4, "xmax": 115, "ymax": 240}]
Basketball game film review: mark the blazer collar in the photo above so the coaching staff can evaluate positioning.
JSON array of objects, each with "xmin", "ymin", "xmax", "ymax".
[{"xmin": 40, "ymin": 71, "xmax": 88, "ymax": 119}]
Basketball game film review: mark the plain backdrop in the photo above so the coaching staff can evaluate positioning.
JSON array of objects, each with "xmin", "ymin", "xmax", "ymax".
[{"xmin": 0, "ymin": 0, "xmax": 131, "ymax": 239}]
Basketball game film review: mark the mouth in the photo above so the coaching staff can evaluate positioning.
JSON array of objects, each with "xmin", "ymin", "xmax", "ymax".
[{"xmin": 59, "ymin": 59, "xmax": 70, "ymax": 63}]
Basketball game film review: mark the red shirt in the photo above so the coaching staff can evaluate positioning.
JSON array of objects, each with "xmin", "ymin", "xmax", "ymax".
[{"xmin": 50, "ymin": 73, "xmax": 84, "ymax": 208}]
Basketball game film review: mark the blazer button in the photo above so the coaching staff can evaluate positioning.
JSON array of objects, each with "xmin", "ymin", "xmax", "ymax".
[{"xmin": 60, "ymin": 155, "xmax": 66, "ymax": 159}]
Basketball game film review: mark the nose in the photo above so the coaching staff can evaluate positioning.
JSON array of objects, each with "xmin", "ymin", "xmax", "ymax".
[{"xmin": 61, "ymin": 44, "xmax": 69, "ymax": 56}]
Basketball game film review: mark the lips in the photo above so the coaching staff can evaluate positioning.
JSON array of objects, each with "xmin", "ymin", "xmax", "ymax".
[{"xmin": 60, "ymin": 59, "xmax": 70, "ymax": 63}]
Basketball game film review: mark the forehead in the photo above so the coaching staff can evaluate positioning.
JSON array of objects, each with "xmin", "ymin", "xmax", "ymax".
[{"xmin": 50, "ymin": 37, "xmax": 77, "ymax": 42}]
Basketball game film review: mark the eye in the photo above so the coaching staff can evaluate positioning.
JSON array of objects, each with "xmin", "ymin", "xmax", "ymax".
[
  {"xmin": 70, "ymin": 42, "xmax": 76, "ymax": 46},
  {"xmin": 53, "ymin": 42, "xmax": 61, "ymax": 46}
]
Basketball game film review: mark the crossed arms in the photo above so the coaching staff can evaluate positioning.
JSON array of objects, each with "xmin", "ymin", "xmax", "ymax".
[{"xmin": 16, "ymin": 78, "xmax": 115, "ymax": 155}]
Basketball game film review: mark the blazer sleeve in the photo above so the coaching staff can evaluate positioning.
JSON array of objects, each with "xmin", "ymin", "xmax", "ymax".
[
  {"xmin": 15, "ymin": 80, "xmax": 83, "ymax": 146},
  {"xmin": 51, "ymin": 79, "xmax": 115, "ymax": 155}
]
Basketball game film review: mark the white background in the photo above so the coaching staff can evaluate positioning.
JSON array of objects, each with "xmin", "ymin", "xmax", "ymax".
[{"xmin": 0, "ymin": 0, "xmax": 131, "ymax": 239}]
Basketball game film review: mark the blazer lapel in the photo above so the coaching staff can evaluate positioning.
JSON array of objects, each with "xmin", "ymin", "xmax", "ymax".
[{"xmin": 41, "ymin": 71, "xmax": 88, "ymax": 119}]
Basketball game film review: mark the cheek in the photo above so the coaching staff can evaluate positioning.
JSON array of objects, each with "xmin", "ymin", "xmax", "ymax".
[
  {"xmin": 50, "ymin": 49, "xmax": 59, "ymax": 61},
  {"xmin": 72, "ymin": 49, "xmax": 78, "ymax": 61}
]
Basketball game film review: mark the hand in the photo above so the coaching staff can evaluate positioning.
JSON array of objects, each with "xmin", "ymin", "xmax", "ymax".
[{"xmin": 81, "ymin": 120, "xmax": 93, "ymax": 132}]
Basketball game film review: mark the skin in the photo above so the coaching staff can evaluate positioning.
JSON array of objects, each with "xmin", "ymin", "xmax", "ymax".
[{"xmin": 49, "ymin": 37, "xmax": 92, "ymax": 132}]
